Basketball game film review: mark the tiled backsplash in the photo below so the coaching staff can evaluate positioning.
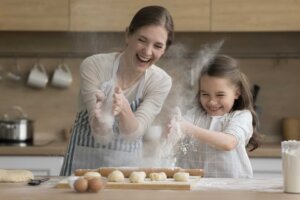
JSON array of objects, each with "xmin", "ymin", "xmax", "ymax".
[{"xmin": 0, "ymin": 32, "xmax": 300, "ymax": 143}]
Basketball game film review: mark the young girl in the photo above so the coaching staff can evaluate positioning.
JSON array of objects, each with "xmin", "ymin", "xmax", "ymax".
[{"xmin": 172, "ymin": 54, "xmax": 259, "ymax": 178}]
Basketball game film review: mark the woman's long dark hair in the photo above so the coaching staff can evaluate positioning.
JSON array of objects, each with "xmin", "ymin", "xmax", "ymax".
[{"xmin": 196, "ymin": 55, "xmax": 260, "ymax": 151}]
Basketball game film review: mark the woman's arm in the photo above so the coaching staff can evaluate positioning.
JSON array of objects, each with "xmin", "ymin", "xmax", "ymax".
[{"xmin": 114, "ymin": 68, "xmax": 172, "ymax": 138}]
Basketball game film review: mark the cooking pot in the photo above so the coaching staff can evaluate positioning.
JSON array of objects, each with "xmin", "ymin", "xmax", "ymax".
[{"xmin": 0, "ymin": 106, "xmax": 34, "ymax": 142}]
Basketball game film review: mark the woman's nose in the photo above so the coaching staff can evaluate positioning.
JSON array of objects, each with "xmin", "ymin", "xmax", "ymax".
[{"xmin": 143, "ymin": 45, "xmax": 152, "ymax": 55}]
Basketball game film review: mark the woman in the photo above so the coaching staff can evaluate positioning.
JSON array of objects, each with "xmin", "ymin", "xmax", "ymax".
[{"xmin": 60, "ymin": 5, "xmax": 174, "ymax": 176}]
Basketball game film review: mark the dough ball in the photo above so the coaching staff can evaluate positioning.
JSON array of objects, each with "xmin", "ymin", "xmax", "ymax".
[
  {"xmin": 149, "ymin": 172, "xmax": 167, "ymax": 181},
  {"xmin": 173, "ymin": 172, "xmax": 189, "ymax": 182},
  {"xmin": 107, "ymin": 170, "xmax": 125, "ymax": 182},
  {"xmin": 129, "ymin": 171, "xmax": 146, "ymax": 183},
  {"xmin": 83, "ymin": 171, "xmax": 101, "ymax": 180},
  {"xmin": 0, "ymin": 169, "xmax": 34, "ymax": 183}
]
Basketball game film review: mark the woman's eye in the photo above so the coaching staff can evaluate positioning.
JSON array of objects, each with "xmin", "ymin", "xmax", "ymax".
[{"xmin": 138, "ymin": 38, "xmax": 146, "ymax": 42}]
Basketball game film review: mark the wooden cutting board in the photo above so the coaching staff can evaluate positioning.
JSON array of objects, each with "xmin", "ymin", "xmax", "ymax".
[{"xmin": 55, "ymin": 177, "xmax": 201, "ymax": 190}]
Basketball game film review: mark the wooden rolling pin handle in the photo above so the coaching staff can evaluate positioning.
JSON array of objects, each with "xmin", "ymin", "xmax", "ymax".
[
  {"xmin": 74, "ymin": 168, "xmax": 99, "ymax": 176},
  {"xmin": 179, "ymin": 168, "xmax": 204, "ymax": 177}
]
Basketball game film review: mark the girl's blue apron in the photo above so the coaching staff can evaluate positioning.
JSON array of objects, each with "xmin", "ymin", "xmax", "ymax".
[{"xmin": 60, "ymin": 54, "xmax": 145, "ymax": 176}]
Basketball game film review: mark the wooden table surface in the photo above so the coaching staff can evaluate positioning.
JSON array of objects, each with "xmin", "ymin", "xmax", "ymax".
[{"xmin": 1, "ymin": 177, "xmax": 299, "ymax": 200}]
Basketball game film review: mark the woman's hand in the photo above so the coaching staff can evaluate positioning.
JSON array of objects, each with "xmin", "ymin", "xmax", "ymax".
[
  {"xmin": 90, "ymin": 91, "xmax": 114, "ymax": 136},
  {"xmin": 113, "ymin": 86, "xmax": 130, "ymax": 116}
]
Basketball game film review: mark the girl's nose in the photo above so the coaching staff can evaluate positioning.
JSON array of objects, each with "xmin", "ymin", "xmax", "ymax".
[{"xmin": 208, "ymin": 99, "xmax": 217, "ymax": 105}]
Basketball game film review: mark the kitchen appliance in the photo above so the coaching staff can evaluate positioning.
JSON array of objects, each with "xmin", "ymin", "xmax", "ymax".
[{"xmin": 0, "ymin": 106, "xmax": 34, "ymax": 145}]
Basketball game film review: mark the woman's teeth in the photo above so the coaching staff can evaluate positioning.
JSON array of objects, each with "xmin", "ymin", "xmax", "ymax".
[{"xmin": 137, "ymin": 55, "xmax": 150, "ymax": 62}]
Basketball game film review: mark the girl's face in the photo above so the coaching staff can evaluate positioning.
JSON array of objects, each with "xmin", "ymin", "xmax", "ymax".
[
  {"xmin": 123, "ymin": 25, "xmax": 167, "ymax": 73},
  {"xmin": 199, "ymin": 75, "xmax": 240, "ymax": 116}
]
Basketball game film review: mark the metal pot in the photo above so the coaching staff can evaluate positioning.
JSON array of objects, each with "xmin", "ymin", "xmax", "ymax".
[{"xmin": 0, "ymin": 106, "xmax": 34, "ymax": 142}]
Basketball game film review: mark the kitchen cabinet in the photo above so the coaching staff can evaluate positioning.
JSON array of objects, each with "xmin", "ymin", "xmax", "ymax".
[
  {"xmin": 0, "ymin": 0, "xmax": 69, "ymax": 31},
  {"xmin": 70, "ymin": 0, "xmax": 210, "ymax": 31},
  {"xmin": 0, "ymin": 156, "xmax": 64, "ymax": 176},
  {"xmin": 211, "ymin": 0, "xmax": 300, "ymax": 31},
  {"xmin": 250, "ymin": 157, "xmax": 282, "ymax": 178}
]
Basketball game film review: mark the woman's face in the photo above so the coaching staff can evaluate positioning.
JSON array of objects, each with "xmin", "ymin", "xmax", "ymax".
[
  {"xmin": 199, "ymin": 75, "xmax": 240, "ymax": 116},
  {"xmin": 124, "ymin": 25, "xmax": 168, "ymax": 72}
]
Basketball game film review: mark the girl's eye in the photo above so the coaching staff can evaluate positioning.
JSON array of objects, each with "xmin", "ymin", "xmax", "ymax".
[{"xmin": 154, "ymin": 44, "xmax": 163, "ymax": 49}]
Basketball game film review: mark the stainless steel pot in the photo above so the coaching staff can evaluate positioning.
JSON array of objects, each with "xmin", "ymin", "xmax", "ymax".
[
  {"xmin": 0, "ymin": 106, "xmax": 34, "ymax": 142},
  {"xmin": 0, "ymin": 119, "xmax": 34, "ymax": 142}
]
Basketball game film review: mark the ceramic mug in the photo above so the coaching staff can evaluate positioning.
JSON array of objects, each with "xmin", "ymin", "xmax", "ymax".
[
  {"xmin": 51, "ymin": 64, "xmax": 72, "ymax": 88},
  {"xmin": 27, "ymin": 64, "xmax": 48, "ymax": 89}
]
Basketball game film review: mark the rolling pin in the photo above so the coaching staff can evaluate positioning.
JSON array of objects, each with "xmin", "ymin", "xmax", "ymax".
[{"xmin": 74, "ymin": 167, "xmax": 204, "ymax": 178}]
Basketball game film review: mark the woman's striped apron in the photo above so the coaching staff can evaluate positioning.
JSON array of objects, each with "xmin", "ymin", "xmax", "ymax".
[{"xmin": 60, "ymin": 55, "xmax": 145, "ymax": 176}]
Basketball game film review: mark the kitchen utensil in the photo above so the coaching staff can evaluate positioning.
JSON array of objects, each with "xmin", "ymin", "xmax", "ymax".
[
  {"xmin": 56, "ymin": 176, "xmax": 200, "ymax": 190},
  {"xmin": 75, "ymin": 167, "xmax": 204, "ymax": 178},
  {"xmin": 51, "ymin": 64, "xmax": 72, "ymax": 88},
  {"xmin": 27, "ymin": 63, "xmax": 48, "ymax": 89},
  {"xmin": 28, "ymin": 177, "xmax": 50, "ymax": 186},
  {"xmin": 252, "ymin": 84, "xmax": 260, "ymax": 104},
  {"xmin": 0, "ymin": 106, "xmax": 34, "ymax": 142}
]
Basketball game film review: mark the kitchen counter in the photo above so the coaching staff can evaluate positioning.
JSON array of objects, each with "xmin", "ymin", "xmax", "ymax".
[
  {"xmin": 1, "ymin": 177, "xmax": 299, "ymax": 200},
  {"xmin": 0, "ymin": 140, "xmax": 67, "ymax": 156},
  {"xmin": 0, "ymin": 140, "xmax": 281, "ymax": 158}
]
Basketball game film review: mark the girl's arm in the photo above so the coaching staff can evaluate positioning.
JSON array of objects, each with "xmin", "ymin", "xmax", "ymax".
[{"xmin": 180, "ymin": 120, "xmax": 238, "ymax": 151}]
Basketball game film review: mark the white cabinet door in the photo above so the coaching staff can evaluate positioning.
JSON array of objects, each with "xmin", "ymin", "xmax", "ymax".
[
  {"xmin": 0, "ymin": 156, "xmax": 64, "ymax": 176},
  {"xmin": 250, "ymin": 158, "xmax": 282, "ymax": 178}
]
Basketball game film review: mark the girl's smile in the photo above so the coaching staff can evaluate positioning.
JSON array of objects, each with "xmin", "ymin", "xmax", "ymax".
[{"xmin": 200, "ymin": 75, "xmax": 240, "ymax": 116}]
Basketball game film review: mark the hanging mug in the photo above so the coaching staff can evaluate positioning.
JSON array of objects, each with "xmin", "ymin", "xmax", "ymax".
[
  {"xmin": 27, "ymin": 64, "xmax": 48, "ymax": 89},
  {"xmin": 51, "ymin": 64, "xmax": 72, "ymax": 88}
]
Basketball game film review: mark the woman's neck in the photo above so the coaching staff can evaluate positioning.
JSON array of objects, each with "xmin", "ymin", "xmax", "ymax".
[{"xmin": 117, "ymin": 60, "xmax": 144, "ymax": 90}]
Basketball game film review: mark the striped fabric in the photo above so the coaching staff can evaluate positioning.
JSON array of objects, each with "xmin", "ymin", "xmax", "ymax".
[{"xmin": 60, "ymin": 98, "xmax": 143, "ymax": 176}]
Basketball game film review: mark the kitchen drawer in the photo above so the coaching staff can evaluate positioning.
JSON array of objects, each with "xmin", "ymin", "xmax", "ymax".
[{"xmin": 0, "ymin": 156, "xmax": 63, "ymax": 176}]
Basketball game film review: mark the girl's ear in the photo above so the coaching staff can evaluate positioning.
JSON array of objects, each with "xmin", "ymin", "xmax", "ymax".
[{"xmin": 235, "ymin": 88, "xmax": 241, "ymax": 99}]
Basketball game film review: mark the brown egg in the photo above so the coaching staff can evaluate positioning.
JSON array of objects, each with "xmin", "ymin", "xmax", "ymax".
[
  {"xmin": 88, "ymin": 177, "xmax": 104, "ymax": 193},
  {"xmin": 74, "ymin": 178, "xmax": 88, "ymax": 193}
]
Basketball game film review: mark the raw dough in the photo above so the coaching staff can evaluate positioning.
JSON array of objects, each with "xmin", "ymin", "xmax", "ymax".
[
  {"xmin": 107, "ymin": 170, "xmax": 125, "ymax": 182},
  {"xmin": 0, "ymin": 169, "xmax": 34, "ymax": 183},
  {"xmin": 149, "ymin": 172, "xmax": 167, "ymax": 181},
  {"xmin": 173, "ymin": 172, "xmax": 189, "ymax": 182},
  {"xmin": 129, "ymin": 171, "xmax": 146, "ymax": 183},
  {"xmin": 83, "ymin": 171, "xmax": 101, "ymax": 180}
]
